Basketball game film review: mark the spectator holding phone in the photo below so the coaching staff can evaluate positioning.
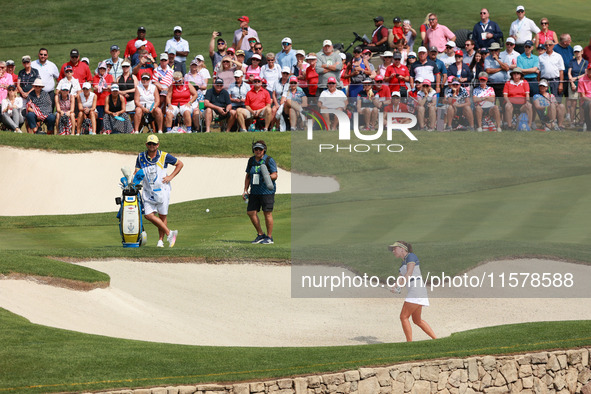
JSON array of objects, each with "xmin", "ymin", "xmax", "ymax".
[{"xmin": 233, "ymin": 16, "xmax": 259, "ymax": 52}]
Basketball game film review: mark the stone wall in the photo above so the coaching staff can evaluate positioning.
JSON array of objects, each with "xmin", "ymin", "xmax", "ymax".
[{"xmin": 94, "ymin": 348, "xmax": 591, "ymax": 394}]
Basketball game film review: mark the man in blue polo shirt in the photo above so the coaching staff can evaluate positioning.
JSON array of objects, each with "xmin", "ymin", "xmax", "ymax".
[{"xmin": 516, "ymin": 40, "xmax": 539, "ymax": 95}]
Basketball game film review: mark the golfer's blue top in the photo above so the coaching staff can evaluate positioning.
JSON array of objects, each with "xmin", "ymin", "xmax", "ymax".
[
  {"xmin": 399, "ymin": 252, "xmax": 419, "ymax": 276},
  {"xmin": 246, "ymin": 154, "xmax": 277, "ymax": 195}
]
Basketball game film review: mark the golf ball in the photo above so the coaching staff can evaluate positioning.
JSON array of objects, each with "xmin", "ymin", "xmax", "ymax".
[{"xmin": 206, "ymin": 209, "xmax": 210, "ymax": 213}]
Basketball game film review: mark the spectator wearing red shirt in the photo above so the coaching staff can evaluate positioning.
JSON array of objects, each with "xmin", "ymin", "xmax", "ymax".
[
  {"xmin": 237, "ymin": 76, "xmax": 272, "ymax": 131},
  {"xmin": 92, "ymin": 62, "xmax": 114, "ymax": 124},
  {"xmin": 503, "ymin": 68, "xmax": 532, "ymax": 129},
  {"xmin": 385, "ymin": 52, "xmax": 410, "ymax": 96},
  {"xmin": 372, "ymin": 75, "xmax": 391, "ymax": 125},
  {"xmin": 391, "ymin": 17, "xmax": 405, "ymax": 46},
  {"xmin": 59, "ymin": 49, "xmax": 92, "ymax": 83},
  {"xmin": 363, "ymin": 16, "xmax": 389, "ymax": 53},
  {"xmin": 384, "ymin": 91, "xmax": 411, "ymax": 126},
  {"xmin": 305, "ymin": 53, "xmax": 319, "ymax": 96},
  {"xmin": 5, "ymin": 60, "xmax": 18, "ymax": 84},
  {"xmin": 124, "ymin": 26, "xmax": 157, "ymax": 59}
]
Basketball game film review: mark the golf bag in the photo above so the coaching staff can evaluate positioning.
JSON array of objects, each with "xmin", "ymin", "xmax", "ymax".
[{"xmin": 115, "ymin": 168, "xmax": 147, "ymax": 248}]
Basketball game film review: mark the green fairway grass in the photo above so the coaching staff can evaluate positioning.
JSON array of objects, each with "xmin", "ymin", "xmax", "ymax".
[{"xmin": 0, "ymin": 308, "xmax": 590, "ymax": 393}]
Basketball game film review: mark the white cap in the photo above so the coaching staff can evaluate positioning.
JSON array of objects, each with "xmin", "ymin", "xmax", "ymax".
[
  {"xmin": 174, "ymin": 26, "xmax": 182, "ymax": 32},
  {"xmin": 82, "ymin": 82, "xmax": 91, "ymax": 89},
  {"xmin": 60, "ymin": 82, "xmax": 72, "ymax": 91},
  {"xmin": 295, "ymin": 49, "xmax": 306, "ymax": 57},
  {"xmin": 381, "ymin": 51, "xmax": 394, "ymax": 57},
  {"xmin": 282, "ymin": 37, "xmax": 292, "ymax": 44},
  {"xmin": 506, "ymin": 37, "xmax": 516, "ymax": 44},
  {"xmin": 305, "ymin": 53, "xmax": 317, "ymax": 60},
  {"xmin": 135, "ymin": 40, "xmax": 147, "ymax": 49},
  {"xmin": 252, "ymin": 54, "xmax": 261, "ymax": 60},
  {"xmin": 417, "ymin": 46, "xmax": 428, "ymax": 53},
  {"xmin": 408, "ymin": 51, "xmax": 417, "ymax": 57},
  {"xmin": 234, "ymin": 70, "xmax": 244, "ymax": 77},
  {"xmin": 110, "ymin": 83, "xmax": 119, "ymax": 91},
  {"xmin": 574, "ymin": 45, "xmax": 583, "ymax": 52},
  {"xmin": 391, "ymin": 91, "xmax": 401, "ymax": 97},
  {"xmin": 195, "ymin": 54, "xmax": 205, "ymax": 61},
  {"xmin": 340, "ymin": 53, "xmax": 346, "ymax": 60},
  {"xmin": 323, "ymin": 39, "xmax": 333, "ymax": 47},
  {"xmin": 281, "ymin": 66, "xmax": 291, "ymax": 73},
  {"xmin": 516, "ymin": 5, "xmax": 525, "ymax": 11},
  {"xmin": 160, "ymin": 53, "xmax": 168, "ymax": 60},
  {"xmin": 446, "ymin": 41, "xmax": 456, "ymax": 48}
]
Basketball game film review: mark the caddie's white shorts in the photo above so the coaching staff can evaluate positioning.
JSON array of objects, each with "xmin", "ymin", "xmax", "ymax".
[{"xmin": 143, "ymin": 190, "xmax": 170, "ymax": 215}]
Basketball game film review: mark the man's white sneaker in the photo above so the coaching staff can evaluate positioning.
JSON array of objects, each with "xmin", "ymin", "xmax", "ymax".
[
  {"xmin": 476, "ymin": 127, "xmax": 483, "ymax": 132},
  {"xmin": 167, "ymin": 230, "xmax": 178, "ymax": 247},
  {"xmin": 156, "ymin": 240, "xmax": 164, "ymax": 248}
]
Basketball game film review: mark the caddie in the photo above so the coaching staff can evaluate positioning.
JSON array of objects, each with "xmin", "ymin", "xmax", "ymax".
[{"xmin": 135, "ymin": 134, "xmax": 183, "ymax": 247}]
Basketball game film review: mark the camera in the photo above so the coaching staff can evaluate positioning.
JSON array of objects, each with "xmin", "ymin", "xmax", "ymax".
[{"xmin": 216, "ymin": 32, "xmax": 222, "ymax": 37}]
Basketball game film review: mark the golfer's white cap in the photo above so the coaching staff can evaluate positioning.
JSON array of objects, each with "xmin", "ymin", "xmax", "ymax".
[{"xmin": 323, "ymin": 39, "xmax": 333, "ymax": 47}]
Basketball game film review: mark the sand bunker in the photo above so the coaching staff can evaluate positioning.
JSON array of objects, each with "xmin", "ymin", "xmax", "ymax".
[
  {"xmin": 0, "ymin": 147, "xmax": 339, "ymax": 216},
  {"xmin": 0, "ymin": 259, "xmax": 589, "ymax": 347}
]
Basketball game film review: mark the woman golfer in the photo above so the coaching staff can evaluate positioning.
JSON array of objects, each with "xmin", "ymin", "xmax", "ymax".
[{"xmin": 389, "ymin": 241, "xmax": 437, "ymax": 342}]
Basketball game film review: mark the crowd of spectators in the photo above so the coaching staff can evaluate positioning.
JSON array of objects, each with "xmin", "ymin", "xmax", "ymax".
[{"xmin": 2, "ymin": 9, "xmax": 591, "ymax": 134}]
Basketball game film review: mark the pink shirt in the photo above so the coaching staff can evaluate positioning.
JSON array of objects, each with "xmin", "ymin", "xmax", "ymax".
[
  {"xmin": 577, "ymin": 74, "xmax": 591, "ymax": 98},
  {"xmin": 0, "ymin": 73, "xmax": 13, "ymax": 101},
  {"xmin": 425, "ymin": 24, "xmax": 455, "ymax": 52}
]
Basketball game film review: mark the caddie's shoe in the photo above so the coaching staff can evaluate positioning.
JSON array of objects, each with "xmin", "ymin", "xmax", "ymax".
[
  {"xmin": 157, "ymin": 240, "xmax": 164, "ymax": 248},
  {"xmin": 251, "ymin": 233, "xmax": 267, "ymax": 244},
  {"xmin": 167, "ymin": 230, "xmax": 178, "ymax": 247},
  {"xmin": 260, "ymin": 236, "xmax": 274, "ymax": 244}
]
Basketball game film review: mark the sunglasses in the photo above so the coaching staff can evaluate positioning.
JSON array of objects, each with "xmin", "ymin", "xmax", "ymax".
[
  {"xmin": 327, "ymin": 82, "xmax": 336, "ymax": 85},
  {"xmin": 429, "ymin": 18, "xmax": 436, "ymax": 21},
  {"xmin": 253, "ymin": 147, "xmax": 263, "ymax": 151},
  {"xmin": 480, "ymin": 12, "xmax": 487, "ymax": 14},
  {"xmin": 289, "ymin": 82, "xmax": 297, "ymax": 84},
  {"xmin": 147, "ymin": 142, "xmax": 157, "ymax": 146},
  {"xmin": 282, "ymin": 42, "xmax": 290, "ymax": 46},
  {"xmin": 71, "ymin": 55, "xmax": 79, "ymax": 58},
  {"xmin": 39, "ymin": 53, "xmax": 48, "ymax": 57},
  {"xmin": 517, "ymin": 10, "xmax": 524, "ymax": 13},
  {"xmin": 65, "ymin": 69, "xmax": 73, "ymax": 72},
  {"xmin": 541, "ymin": 22, "xmax": 548, "ymax": 25}
]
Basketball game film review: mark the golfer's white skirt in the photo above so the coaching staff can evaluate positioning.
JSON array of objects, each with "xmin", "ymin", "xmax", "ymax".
[
  {"xmin": 405, "ymin": 297, "xmax": 429, "ymax": 307},
  {"xmin": 405, "ymin": 277, "xmax": 429, "ymax": 306}
]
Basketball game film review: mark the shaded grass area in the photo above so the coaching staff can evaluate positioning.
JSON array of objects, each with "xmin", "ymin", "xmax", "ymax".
[{"xmin": 1, "ymin": 308, "xmax": 590, "ymax": 393}]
